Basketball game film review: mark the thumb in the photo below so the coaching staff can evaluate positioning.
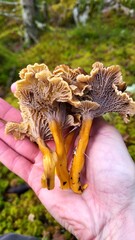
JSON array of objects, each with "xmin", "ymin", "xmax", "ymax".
[{"xmin": 11, "ymin": 82, "xmax": 16, "ymax": 93}]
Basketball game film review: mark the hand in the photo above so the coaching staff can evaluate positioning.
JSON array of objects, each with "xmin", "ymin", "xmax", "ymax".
[{"xmin": 0, "ymin": 97, "xmax": 135, "ymax": 240}]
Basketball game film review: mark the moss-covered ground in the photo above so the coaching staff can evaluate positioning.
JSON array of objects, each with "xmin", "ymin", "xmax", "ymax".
[{"xmin": 0, "ymin": 6, "xmax": 135, "ymax": 239}]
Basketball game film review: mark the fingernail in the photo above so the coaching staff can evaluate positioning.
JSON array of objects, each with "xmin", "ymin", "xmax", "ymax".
[{"xmin": 11, "ymin": 82, "xmax": 16, "ymax": 93}]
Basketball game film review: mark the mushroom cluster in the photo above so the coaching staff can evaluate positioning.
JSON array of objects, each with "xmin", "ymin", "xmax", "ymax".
[{"xmin": 5, "ymin": 62, "xmax": 135, "ymax": 193}]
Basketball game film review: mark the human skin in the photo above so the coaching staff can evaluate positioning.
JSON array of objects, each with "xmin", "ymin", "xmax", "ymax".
[{"xmin": 0, "ymin": 95, "xmax": 135, "ymax": 240}]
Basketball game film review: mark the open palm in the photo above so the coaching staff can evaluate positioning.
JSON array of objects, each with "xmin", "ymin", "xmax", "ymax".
[{"xmin": 0, "ymin": 97, "xmax": 135, "ymax": 240}]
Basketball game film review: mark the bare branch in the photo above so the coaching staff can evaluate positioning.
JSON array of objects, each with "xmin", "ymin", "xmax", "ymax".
[
  {"xmin": 0, "ymin": 11, "xmax": 21, "ymax": 20},
  {"xmin": 0, "ymin": 1, "xmax": 18, "ymax": 5}
]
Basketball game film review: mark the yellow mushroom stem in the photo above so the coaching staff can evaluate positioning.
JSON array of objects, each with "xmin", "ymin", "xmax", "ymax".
[
  {"xmin": 37, "ymin": 138, "xmax": 57, "ymax": 190},
  {"xmin": 49, "ymin": 120, "xmax": 70, "ymax": 189},
  {"xmin": 64, "ymin": 130, "xmax": 76, "ymax": 155},
  {"xmin": 70, "ymin": 118, "xmax": 93, "ymax": 194}
]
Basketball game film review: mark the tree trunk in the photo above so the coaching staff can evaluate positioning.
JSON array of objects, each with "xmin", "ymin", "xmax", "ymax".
[{"xmin": 20, "ymin": 0, "xmax": 38, "ymax": 45}]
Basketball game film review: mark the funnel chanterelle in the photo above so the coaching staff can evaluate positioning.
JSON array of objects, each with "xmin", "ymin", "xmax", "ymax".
[{"xmin": 5, "ymin": 62, "xmax": 135, "ymax": 194}]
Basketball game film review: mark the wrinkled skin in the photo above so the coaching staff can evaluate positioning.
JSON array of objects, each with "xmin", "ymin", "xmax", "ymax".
[{"xmin": 0, "ymin": 94, "xmax": 135, "ymax": 239}]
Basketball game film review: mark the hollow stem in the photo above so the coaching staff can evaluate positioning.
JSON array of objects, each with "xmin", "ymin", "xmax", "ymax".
[
  {"xmin": 49, "ymin": 120, "xmax": 70, "ymax": 189},
  {"xmin": 37, "ymin": 138, "xmax": 57, "ymax": 190},
  {"xmin": 65, "ymin": 130, "xmax": 75, "ymax": 155},
  {"xmin": 70, "ymin": 118, "xmax": 93, "ymax": 194}
]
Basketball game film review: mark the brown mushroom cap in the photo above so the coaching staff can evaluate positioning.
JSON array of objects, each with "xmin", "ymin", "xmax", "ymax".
[
  {"xmin": 6, "ymin": 62, "xmax": 135, "ymax": 144},
  {"xmin": 83, "ymin": 62, "xmax": 135, "ymax": 121},
  {"xmin": 5, "ymin": 105, "xmax": 52, "ymax": 142},
  {"xmin": 5, "ymin": 121, "xmax": 28, "ymax": 140},
  {"xmin": 53, "ymin": 64, "xmax": 89, "ymax": 96},
  {"xmin": 53, "ymin": 64, "xmax": 87, "ymax": 83},
  {"xmin": 19, "ymin": 63, "xmax": 52, "ymax": 79},
  {"xmin": 6, "ymin": 63, "xmax": 82, "ymax": 143},
  {"xmin": 75, "ymin": 100, "xmax": 100, "ymax": 119}
]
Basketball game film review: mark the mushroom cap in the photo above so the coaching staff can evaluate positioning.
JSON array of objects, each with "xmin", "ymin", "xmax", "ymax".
[
  {"xmin": 53, "ymin": 64, "xmax": 89, "ymax": 96},
  {"xmin": 53, "ymin": 64, "xmax": 87, "ymax": 83},
  {"xmin": 16, "ymin": 64, "xmax": 75, "ymax": 107},
  {"xmin": 8, "ymin": 63, "xmax": 82, "ymax": 143},
  {"xmin": 19, "ymin": 63, "xmax": 52, "ymax": 79},
  {"xmin": 5, "ymin": 121, "xmax": 28, "ymax": 140},
  {"xmin": 6, "ymin": 62, "xmax": 135, "ymax": 144},
  {"xmin": 84, "ymin": 62, "xmax": 135, "ymax": 121},
  {"xmin": 73, "ymin": 100, "xmax": 100, "ymax": 120}
]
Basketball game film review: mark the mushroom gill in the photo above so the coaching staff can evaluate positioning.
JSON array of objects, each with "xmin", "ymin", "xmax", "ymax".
[
  {"xmin": 87, "ymin": 62, "xmax": 135, "ymax": 121},
  {"xmin": 5, "ymin": 62, "xmax": 135, "ymax": 194},
  {"xmin": 5, "ymin": 64, "xmax": 79, "ymax": 190},
  {"xmin": 69, "ymin": 62, "xmax": 135, "ymax": 193}
]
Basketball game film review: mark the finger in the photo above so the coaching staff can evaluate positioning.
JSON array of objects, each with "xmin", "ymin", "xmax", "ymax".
[
  {"xmin": 0, "ymin": 139, "xmax": 45, "ymax": 194},
  {"xmin": 0, "ymin": 98, "xmax": 21, "ymax": 122},
  {"xmin": 11, "ymin": 82, "xmax": 16, "ymax": 93},
  {"xmin": 0, "ymin": 139, "xmax": 33, "ymax": 182},
  {"xmin": 86, "ymin": 118, "xmax": 135, "ymax": 181},
  {"xmin": 0, "ymin": 118, "xmax": 40, "ymax": 163},
  {"xmin": 0, "ymin": 98, "xmax": 42, "ymax": 162},
  {"xmin": 0, "ymin": 140, "xmax": 68, "ymax": 196}
]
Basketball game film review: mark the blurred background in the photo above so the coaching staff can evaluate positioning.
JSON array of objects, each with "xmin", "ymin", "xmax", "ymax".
[{"xmin": 0, "ymin": 0, "xmax": 135, "ymax": 239}]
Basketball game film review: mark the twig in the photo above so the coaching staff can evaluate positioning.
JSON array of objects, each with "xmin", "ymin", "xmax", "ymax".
[
  {"xmin": 0, "ymin": 11, "xmax": 21, "ymax": 20},
  {"xmin": 0, "ymin": 1, "xmax": 18, "ymax": 5}
]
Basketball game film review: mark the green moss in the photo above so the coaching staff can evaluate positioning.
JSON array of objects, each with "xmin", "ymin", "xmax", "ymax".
[
  {"xmin": 0, "ymin": 188, "xmax": 45, "ymax": 236},
  {"xmin": 50, "ymin": 0, "xmax": 76, "ymax": 26},
  {"xmin": 128, "ymin": 145, "xmax": 135, "ymax": 161},
  {"xmin": 1, "ymin": 11, "xmax": 135, "ymax": 85},
  {"xmin": 0, "ymin": 179, "xmax": 9, "ymax": 195},
  {"xmin": 0, "ymin": 44, "xmax": 17, "ymax": 86}
]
